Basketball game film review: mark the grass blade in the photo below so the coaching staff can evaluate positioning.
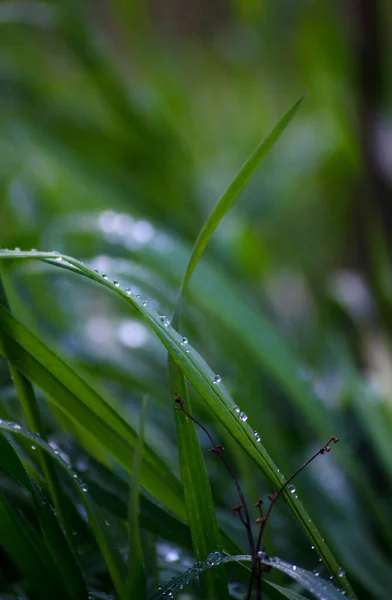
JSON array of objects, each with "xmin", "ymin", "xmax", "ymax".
[
  {"xmin": 149, "ymin": 553, "xmax": 346, "ymax": 600},
  {"xmin": 262, "ymin": 557, "xmax": 347, "ymax": 600},
  {"xmin": 175, "ymin": 95, "xmax": 305, "ymax": 303},
  {"xmin": 168, "ymin": 359, "xmax": 229, "ymax": 599},
  {"xmin": 126, "ymin": 395, "xmax": 148, "ymax": 600}
]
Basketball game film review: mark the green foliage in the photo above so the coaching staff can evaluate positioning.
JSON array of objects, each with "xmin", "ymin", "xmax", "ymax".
[{"xmin": 0, "ymin": 2, "xmax": 392, "ymax": 599}]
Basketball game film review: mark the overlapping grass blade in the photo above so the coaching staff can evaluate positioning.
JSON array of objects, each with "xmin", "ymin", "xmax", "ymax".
[
  {"xmin": 0, "ymin": 297, "xmax": 186, "ymax": 523},
  {"xmin": 0, "ymin": 250, "xmax": 356, "ymax": 598}
]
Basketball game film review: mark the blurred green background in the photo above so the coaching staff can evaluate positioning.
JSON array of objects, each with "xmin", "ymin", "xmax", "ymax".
[{"xmin": 1, "ymin": 1, "xmax": 392, "ymax": 598}]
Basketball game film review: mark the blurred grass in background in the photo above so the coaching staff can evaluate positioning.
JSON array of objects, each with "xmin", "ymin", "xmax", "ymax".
[{"xmin": 1, "ymin": 0, "xmax": 392, "ymax": 598}]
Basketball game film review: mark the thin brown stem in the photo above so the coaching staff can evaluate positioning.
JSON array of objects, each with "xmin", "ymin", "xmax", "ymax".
[
  {"xmin": 256, "ymin": 436, "xmax": 339, "ymax": 553},
  {"xmin": 175, "ymin": 394, "xmax": 340, "ymax": 600},
  {"xmin": 175, "ymin": 395, "xmax": 255, "ymax": 555}
]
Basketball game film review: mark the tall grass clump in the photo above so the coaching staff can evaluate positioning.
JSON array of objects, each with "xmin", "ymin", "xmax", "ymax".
[{"xmin": 1, "ymin": 2, "xmax": 392, "ymax": 600}]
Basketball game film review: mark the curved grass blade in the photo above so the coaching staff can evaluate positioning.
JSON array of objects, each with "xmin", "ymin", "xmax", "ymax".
[
  {"xmin": 0, "ymin": 251, "xmax": 356, "ymax": 598},
  {"xmin": 0, "ymin": 420, "xmax": 126, "ymax": 599},
  {"xmin": 175, "ymin": 94, "xmax": 305, "ymax": 305},
  {"xmin": 126, "ymin": 395, "xmax": 148, "ymax": 600},
  {"xmin": 148, "ymin": 553, "xmax": 346, "ymax": 600}
]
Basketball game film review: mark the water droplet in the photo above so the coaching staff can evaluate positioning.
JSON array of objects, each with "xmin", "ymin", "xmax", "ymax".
[
  {"xmin": 313, "ymin": 570, "xmax": 320, "ymax": 577},
  {"xmin": 113, "ymin": 280, "xmax": 120, "ymax": 287},
  {"xmin": 81, "ymin": 484, "xmax": 88, "ymax": 492},
  {"xmin": 141, "ymin": 300, "xmax": 147, "ymax": 306},
  {"xmin": 14, "ymin": 247, "xmax": 20, "ymax": 252},
  {"xmin": 185, "ymin": 348, "xmax": 190, "ymax": 354},
  {"xmin": 102, "ymin": 274, "xmax": 108, "ymax": 280},
  {"xmin": 311, "ymin": 545, "xmax": 315, "ymax": 550},
  {"xmin": 180, "ymin": 337, "xmax": 188, "ymax": 345},
  {"xmin": 253, "ymin": 430, "xmax": 261, "ymax": 442},
  {"xmin": 73, "ymin": 473, "xmax": 78, "ymax": 479},
  {"xmin": 213, "ymin": 374, "xmax": 222, "ymax": 384},
  {"xmin": 52, "ymin": 251, "xmax": 62, "ymax": 262},
  {"xmin": 105, "ymin": 520, "xmax": 110, "ymax": 526},
  {"xmin": 239, "ymin": 412, "xmax": 248, "ymax": 422},
  {"xmin": 292, "ymin": 565, "xmax": 297, "ymax": 571},
  {"xmin": 12, "ymin": 424, "xmax": 22, "ymax": 431},
  {"xmin": 136, "ymin": 294, "xmax": 140, "ymax": 299},
  {"xmin": 94, "ymin": 269, "xmax": 99, "ymax": 273},
  {"xmin": 288, "ymin": 485, "xmax": 296, "ymax": 494},
  {"xmin": 206, "ymin": 551, "xmax": 223, "ymax": 566},
  {"xmin": 338, "ymin": 567, "xmax": 345, "ymax": 578},
  {"xmin": 234, "ymin": 406, "xmax": 241, "ymax": 414},
  {"xmin": 159, "ymin": 316, "xmax": 170, "ymax": 327},
  {"xmin": 125, "ymin": 288, "xmax": 132, "ymax": 295},
  {"xmin": 31, "ymin": 445, "xmax": 36, "ymax": 450}
]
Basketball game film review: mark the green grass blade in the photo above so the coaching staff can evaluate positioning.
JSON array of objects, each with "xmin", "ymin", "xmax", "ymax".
[
  {"xmin": 168, "ymin": 358, "xmax": 229, "ymax": 599},
  {"xmin": 126, "ymin": 395, "xmax": 148, "ymax": 600},
  {"xmin": 175, "ymin": 95, "xmax": 304, "ymax": 304}
]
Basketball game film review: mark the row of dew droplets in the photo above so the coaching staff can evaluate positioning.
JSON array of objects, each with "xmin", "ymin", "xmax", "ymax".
[
  {"xmin": 213, "ymin": 375, "xmax": 262, "ymax": 441},
  {"xmin": 91, "ymin": 273, "xmax": 269, "ymax": 487},
  {"xmin": 265, "ymin": 557, "xmax": 349, "ymax": 600}
]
